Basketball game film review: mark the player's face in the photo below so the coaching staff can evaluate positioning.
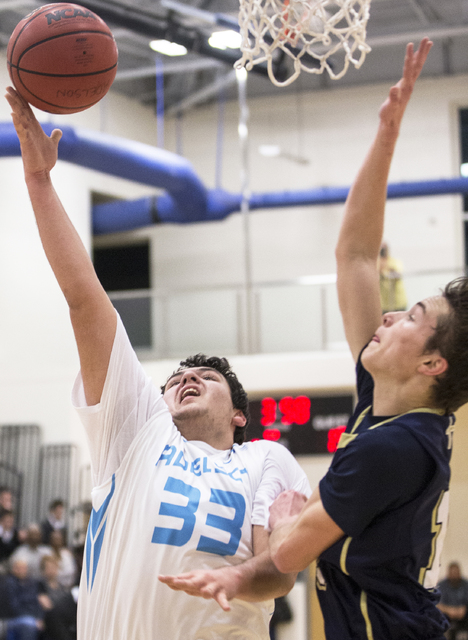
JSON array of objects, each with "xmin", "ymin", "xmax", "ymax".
[
  {"xmin": 163, "ymin": 367, "xmax": 242, "ymax": 442},
  {"xmin": 362, "ymin": 295, "xmax": 449, "ymax": 382}
]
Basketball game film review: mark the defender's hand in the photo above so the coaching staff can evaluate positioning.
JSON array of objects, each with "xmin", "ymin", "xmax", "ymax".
[
  {"xmin": 378, "ymin": 38, "xmax": 433, "ymax": 133},
  {"xmin": 269, "ymin": 490, "xmax": 308, "ymax": 531}
]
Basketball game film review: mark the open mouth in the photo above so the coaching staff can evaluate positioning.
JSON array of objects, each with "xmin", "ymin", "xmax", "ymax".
[{"xmin": 180, "ymin": 387, "xmax": 200, "ymax": 401}]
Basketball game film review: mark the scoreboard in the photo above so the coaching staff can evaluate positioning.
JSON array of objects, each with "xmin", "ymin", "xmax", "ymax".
[{"xmin": 247, "ymin": 394, "xmax": 354, "ymax": 455}]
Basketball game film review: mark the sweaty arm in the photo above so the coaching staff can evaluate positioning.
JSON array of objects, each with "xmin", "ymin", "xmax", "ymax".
[
  {"xmin": 159, "ymin": 524, "xmax": 297, "ymax": 611},
  {"xmin": 268, "ymin": 487, "xmax": 344, "ymax": 574},
  {"xmin": 6, "ymin": 87, "xmax": 116, "ymax": 405},
  {"xmin": 335, "ymin": 39, "xmax": 433, "ymax": 361}
]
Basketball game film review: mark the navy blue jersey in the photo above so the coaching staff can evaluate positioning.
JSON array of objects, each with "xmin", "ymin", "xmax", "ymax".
[{"xmin": 317, "ymin": 355, "xmax": 454, "ymax": 640}]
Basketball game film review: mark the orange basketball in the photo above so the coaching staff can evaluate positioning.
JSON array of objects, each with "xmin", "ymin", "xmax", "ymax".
[{"xmin": 7, "ymin": 3, "xmax": 118, "ymax": 114}]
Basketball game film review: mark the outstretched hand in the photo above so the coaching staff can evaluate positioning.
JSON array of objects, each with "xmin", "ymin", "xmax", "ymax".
[
  {"xmin": 159, "ymin": 565, "xmax": 242, "ymax": 612},
  {"xmin": 379, "ymin": 38, "xmax": 433, "ymax": 132},
  {"xmin": 5, "ymin": 86, "xmax": 62, "ymax": 178}
]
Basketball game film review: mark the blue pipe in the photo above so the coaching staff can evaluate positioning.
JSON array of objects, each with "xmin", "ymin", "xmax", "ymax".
[
  {"xmin": 0, "ymin": 121, "xmax": 208, "ymax": 225},
  {"xmin": 93, "ymin": 178, "xmax": 468, "ymax": 234},
  {"xmin": 0, "ymin": 121, "xmax": 467, "ymax": 234}
]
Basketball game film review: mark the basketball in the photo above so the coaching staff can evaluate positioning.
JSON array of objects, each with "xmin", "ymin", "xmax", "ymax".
[{"xmin": 7, "ymin": 3, "xmax": 118, "ymax": 114}]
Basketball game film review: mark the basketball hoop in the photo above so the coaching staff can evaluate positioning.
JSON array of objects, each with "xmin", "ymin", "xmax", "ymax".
[{"xmin": 235, "ymin": 0, "xmax": 372, "ymax": 87}]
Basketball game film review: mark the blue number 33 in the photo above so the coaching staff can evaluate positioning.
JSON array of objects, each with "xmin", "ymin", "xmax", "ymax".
[{"xmin": 151, "ymin": 477, "xmax": 246, "ymax": 556}]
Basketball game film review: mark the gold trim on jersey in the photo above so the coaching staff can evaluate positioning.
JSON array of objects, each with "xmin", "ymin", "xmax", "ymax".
[
  {"xmin": 360, "ymin": 591, "xmax": 374, "ymax": 640},
  {"xmin": 316, "ymin": 565, "xmax": 327, "ymax": 591},
  {"xmin": 418, "ymin": 490, "xmax": 446, "ymax": 586},
  {"xmin": 337, "ymin": 405, "xmax": 445, "ymax": 450},
  {"xmin": 446, "ymin": 422, "xmax": 455, "ymax": 450},
  {"xmin": 340, "ymin": 536, "xmax": 352, "ymax": 576}
]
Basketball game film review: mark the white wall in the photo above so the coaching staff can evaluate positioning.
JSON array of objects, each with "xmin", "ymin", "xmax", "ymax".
[
  {"xmin": 0, "ymin": 50, "xmax": 467, "ymax": 572},
  {"xmin": 158, "ymin": 73, "xmax": 467, "ymax": 289}
]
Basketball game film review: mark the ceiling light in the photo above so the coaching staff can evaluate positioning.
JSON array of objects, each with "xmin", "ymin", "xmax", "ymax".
[
  {"xmin": 259, "ymin": 144, "xmax": 281, "ymax": 157},
  {"xmin": 208, "ymin": 30, "xmax": 242, "ymax": 50},
  {"xmin": 235, "ymin": 67, "xmax": 248, "ymax": 83},
  {"xmin": 461, "ymin": 163, "xmax": 468, "ymax": 177},
  {"xmin": 150, "ymin": 40, "xmax": 188, "ymax": 56}
]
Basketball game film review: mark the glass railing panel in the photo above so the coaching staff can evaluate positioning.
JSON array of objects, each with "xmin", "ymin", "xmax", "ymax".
[
  {"xmin": 323, "ymin": 281, "xmax": 347, "ymax": 350},
  {"xmin": 163, "ymin": 289, "xmax": 239, "ymax": 359},
  {"xmin": 109, "ymin": 268, "xmax": 466, "ymax": 359},
  {"xmin": 113, "ymin": 294, "xmax": 152, "ymax": 348},
  {"xmin": 256, "ymin": 284, "xmax": 323, "ymax": 353},
  {"xmin": 404, "ymin": 270, "xmax": 464, "ymax": 308}
]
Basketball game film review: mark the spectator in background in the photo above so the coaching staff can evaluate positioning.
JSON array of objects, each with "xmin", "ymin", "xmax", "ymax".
[
  {"xmin": 0, "ymin": 486, "xmax": 13, "ymax": 517},
  {"xmin": 4, "ymin": 557, "xmax": 45, "ymax": 640},
  {"xmin": 0, "ymin": 510, "xmax": 21, "ymax": 571},
  {"xmin": 378, "ymin": 241, "xmax": 408, "ymax": 313},
  {"xmin": 49, "ymin": 531, "xmax": 76, "ymax": 590},
  {"xmin": 41, "ymin": 499, "xmax": 67, "ymax": 547},
  {"xmin": 39, "ymin": 555, "xmax": 77, "ymax": 640},
  {"xmin": 438, "ymin": 562, "xmax": 468, "ymax": 640},
  {"xmin": 38, "ymin": 555, "xmax": 68, "ymax": 607},
  {"xmin": 10, "ymin": 524, "xmax": 51, "ymax": 581}
]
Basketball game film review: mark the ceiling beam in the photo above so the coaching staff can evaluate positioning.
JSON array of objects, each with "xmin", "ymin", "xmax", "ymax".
[
  {"xmin": 115, "ymin": 57, "xmax": 225, "ymax": 81},
  {"xmin": 405, "ymin": 0, "xmax": 432, "ymax": 25},
  {"xmin": 71, "ymin": 0, "xmax": 275, "ymax": 78},
  {"xmin": 367, "ymin": 22, "xmax": 468, "ymax": 47},
  {"xmin": 166, "ymin": 69, "xmax": 237, "ymax": 115}
]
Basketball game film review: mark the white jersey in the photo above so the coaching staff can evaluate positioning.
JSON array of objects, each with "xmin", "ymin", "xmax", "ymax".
[{"xmin": 73, "ymin": 315, "xmax": 311, "ymax": 640}]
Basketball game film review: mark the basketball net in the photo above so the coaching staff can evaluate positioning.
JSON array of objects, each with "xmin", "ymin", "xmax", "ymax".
[{"xmin": 235, "ymin": 0, "xmax": 372, "ymax": 86}]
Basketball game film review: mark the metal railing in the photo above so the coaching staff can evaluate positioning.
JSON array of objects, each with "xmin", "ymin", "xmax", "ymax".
[{"xmin": 108, "ymin": 267, "xmax": 465, "ymax": 360}]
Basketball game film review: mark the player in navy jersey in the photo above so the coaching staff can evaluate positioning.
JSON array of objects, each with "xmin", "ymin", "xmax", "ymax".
[{"xmin": 267, "ymin": 38, "xmax": 468, "ymax": 640}]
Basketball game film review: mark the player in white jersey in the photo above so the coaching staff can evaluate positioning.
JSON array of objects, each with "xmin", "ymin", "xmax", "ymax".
[{"xmin": 6, "ymin": 88, "xmax": 311, "ymax": 639}]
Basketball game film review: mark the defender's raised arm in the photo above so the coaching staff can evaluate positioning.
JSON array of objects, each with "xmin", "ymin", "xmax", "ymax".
[
  {"xmin": 335, "ymin": 39, "xmax": 433, "ymax": 362},
  {"xmin": 6, "ymin": 87, "xmax": 117, "ymax": 406}
]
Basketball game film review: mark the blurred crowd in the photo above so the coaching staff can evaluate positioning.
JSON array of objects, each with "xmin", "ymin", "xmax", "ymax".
[
  {"xmin": 0, "ymin": 487, "xmax": 79, "ymax": 640},
  {"xmin": 438, "ymin": 562, "xmax": 468, "ymax": 640}
]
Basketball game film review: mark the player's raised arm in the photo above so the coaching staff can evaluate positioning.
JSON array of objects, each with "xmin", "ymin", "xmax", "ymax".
[
  {"xmin": 5, "ymin": 87, "xmax": 116, "ymax": 406},
  {"xmin": 335, "ymin": 39, "xmax": 432, "ymax": 362}
]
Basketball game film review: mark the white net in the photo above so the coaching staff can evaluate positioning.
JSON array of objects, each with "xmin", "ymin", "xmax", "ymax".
[{"xmin": 235, "ymin": 0, "xmax": 372, "ymax": 86}]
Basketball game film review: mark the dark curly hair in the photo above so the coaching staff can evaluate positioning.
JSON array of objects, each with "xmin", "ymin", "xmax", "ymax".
[
  {"xmin": 161, "ymin": 354, "xmax": 250, "ymax": 445},
  {"xmin": 425, "ymin": 277, "xmax": 468, "ymax": 414}
]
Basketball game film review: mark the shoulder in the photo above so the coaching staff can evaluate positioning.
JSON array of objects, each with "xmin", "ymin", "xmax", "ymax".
[
  {"xmin": 391, "ymin": 411, "xmax": 452, "ymax": 456},
  {"xmin": 237, "ymin": 439, "xmax": 298, "ymax": 464},
  {"xmin": 334, "ymin": 423, "xmax": 433, "ymax": 476},
  {"xmin": 240, "ymin": 440, "xmax": 311, "ymax": 495},
  {"xmin": 364, "ymin": 422, "xmax": 421, "ymax": 448}
]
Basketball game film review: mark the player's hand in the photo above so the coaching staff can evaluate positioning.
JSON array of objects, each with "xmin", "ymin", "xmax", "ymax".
[
  {"xmin": 5, "ymin": 86, "xmax": 62, "ymax": 178},
  {"xmin": 269, "ymin": 490, "xmax": 308, "ymax": 531},
  {"xmin": 378, "ymin": 38, "xmax": 433, "ymax": 133},
  {"xmin": 159, "ymin": 566, "xmax": 242, "ymax": 612}
]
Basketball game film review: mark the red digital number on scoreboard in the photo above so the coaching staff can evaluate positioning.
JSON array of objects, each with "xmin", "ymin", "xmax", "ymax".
[
  {"xmin": 260, "ymin": 397, "xmax": 277, "ymax": 426},
  {"xmin": 327, "ymin": 425, "xmax": 347, "ymax": 453},
  {"xmin": 260, "ymin": 396, "xmax": 311, "ymax": 426}
]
